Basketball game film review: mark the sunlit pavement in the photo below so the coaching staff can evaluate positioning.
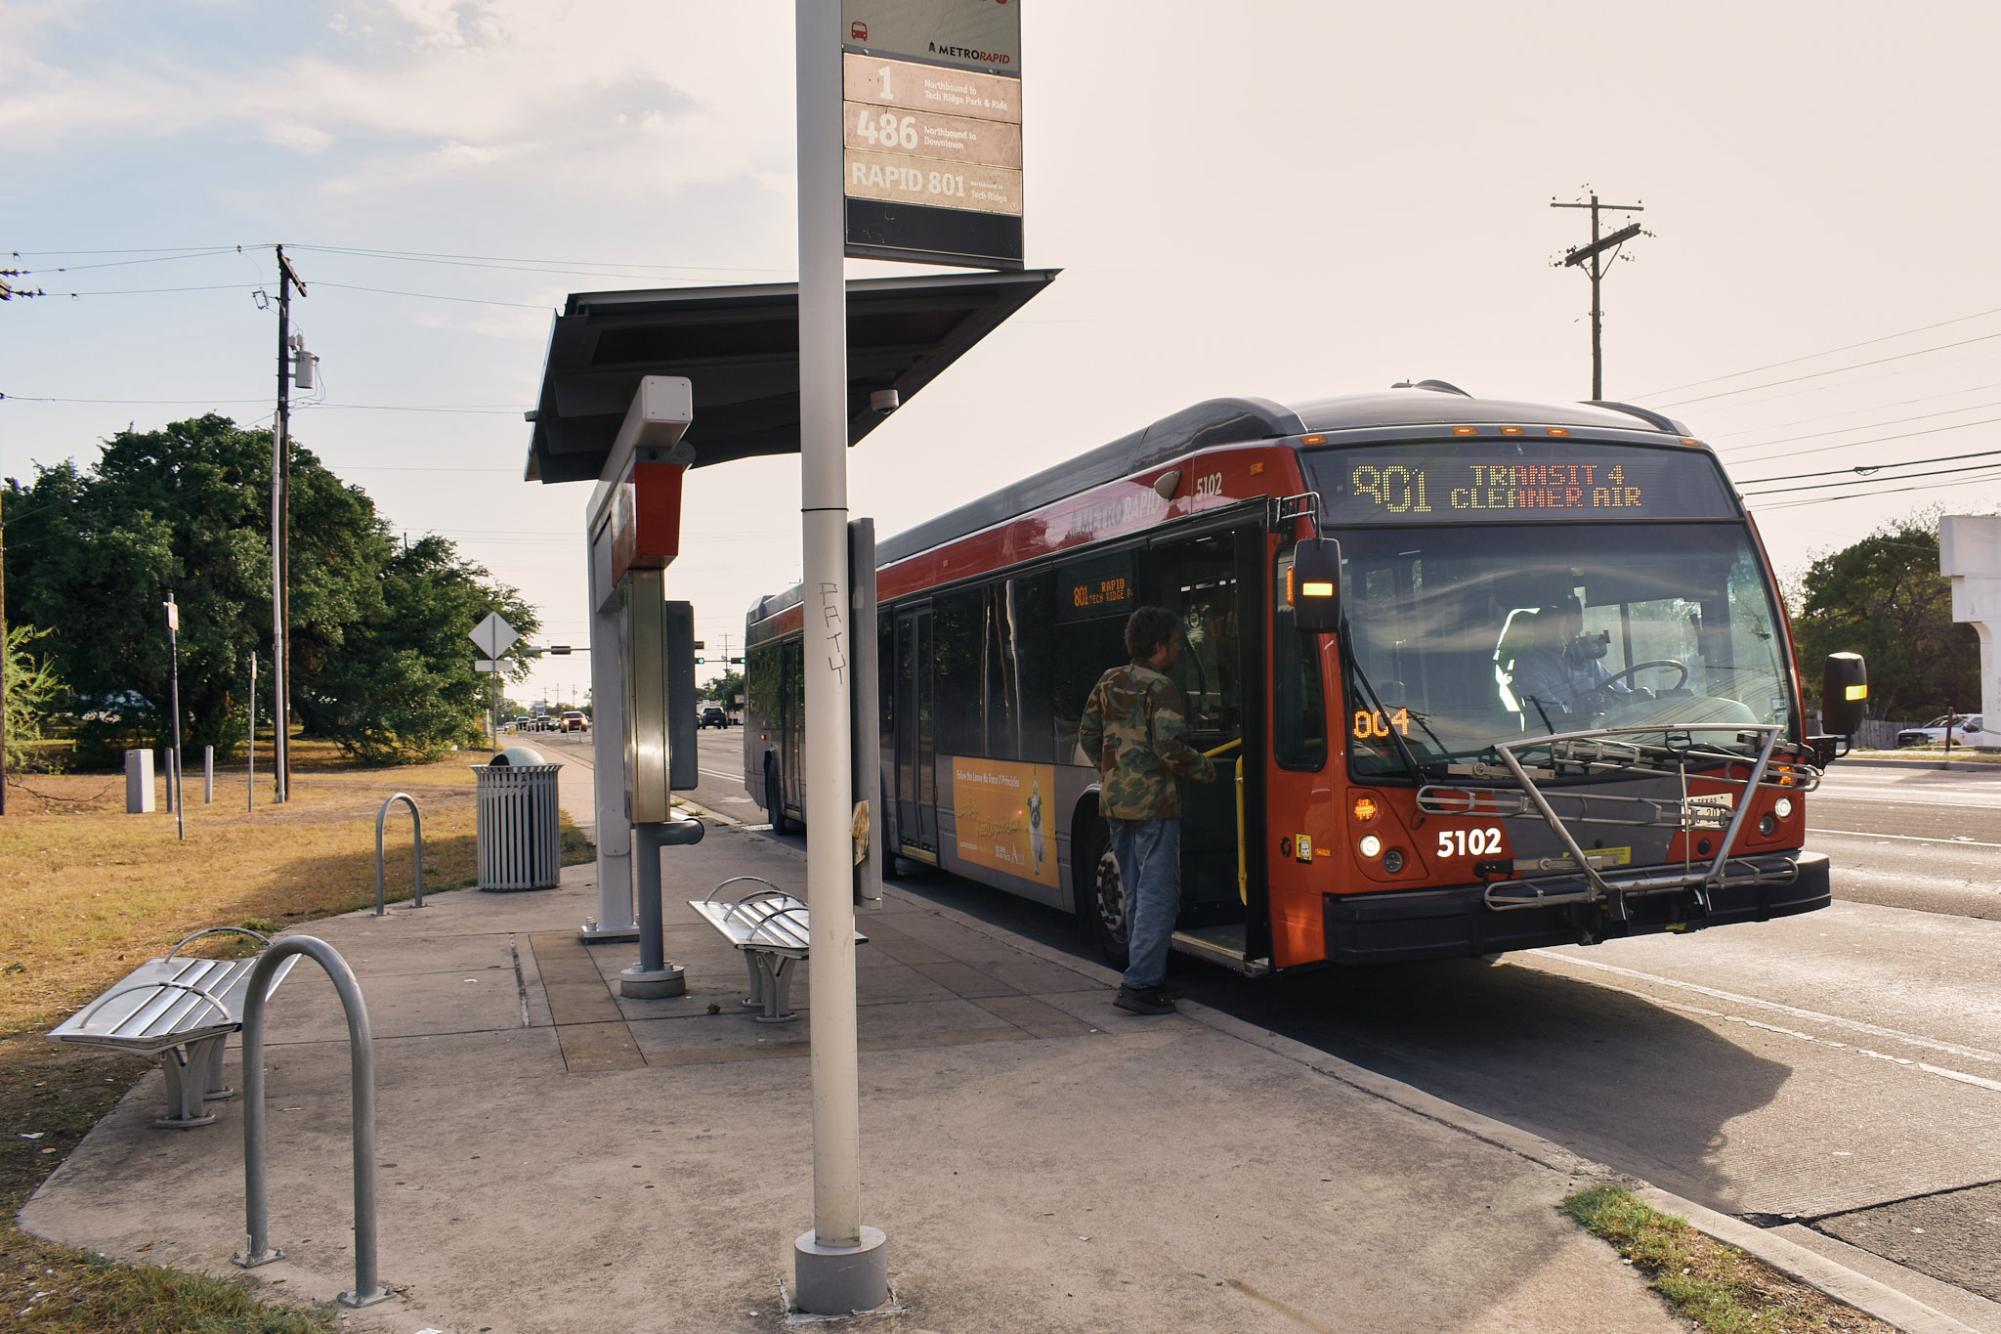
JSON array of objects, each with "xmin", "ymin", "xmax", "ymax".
[{"xmin": 695, "ymin": 741, "xmax": 2001, "ymax": 1328}]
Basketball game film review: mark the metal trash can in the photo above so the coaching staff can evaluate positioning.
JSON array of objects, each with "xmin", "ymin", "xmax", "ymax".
[{"xmin": 474, "ymin": 747, "xmax": 563, "ymax": 891}]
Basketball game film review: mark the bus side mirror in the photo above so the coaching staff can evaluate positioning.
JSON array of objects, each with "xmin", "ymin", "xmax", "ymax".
[
  {"xmin": 1821, "ymin": 652, "xmax": 1868, "ymax": 738},
  {"xmin": 1289, "ymin": 537, "xmax": 1342, "ymax": 633}
]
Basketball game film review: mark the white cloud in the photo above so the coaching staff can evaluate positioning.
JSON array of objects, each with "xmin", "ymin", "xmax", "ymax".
[{"xmin": 262, "ymin": 119, "xmax": 335, "ymax": 153}]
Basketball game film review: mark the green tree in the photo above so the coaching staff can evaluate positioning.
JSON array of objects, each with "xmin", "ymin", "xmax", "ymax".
[
  {"xmin": 1790, "ymin": 517, "xmax": 1977, "ymax": 719},
  {"xmin": 3, "ymin": 415, "xmax": 536, "ymax": 763},
  {"xmin": 298, "ymin": 535, "xmax": 537, "ymax": 761},
  {"xmin": 702, "ymin": 668, "xmax": 744, "ymax": 705},
  {"xmin": 3, "ymin": 623, "xmax": 66, "ymax": 772}
]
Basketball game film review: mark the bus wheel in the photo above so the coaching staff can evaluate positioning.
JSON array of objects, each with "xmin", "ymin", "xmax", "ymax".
[
  {"xmin": 765, "ymin": 759, "xmax": 794, "ymax": 835},
  {"xmin": 1077, "ymin": 819, "xmax": 1130, "ymax": 970}
]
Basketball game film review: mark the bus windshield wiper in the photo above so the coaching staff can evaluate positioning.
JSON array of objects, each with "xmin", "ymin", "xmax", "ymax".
[{"xmin": 1341, "ymin": 639, "xmax": 1433, "ymax": 782}]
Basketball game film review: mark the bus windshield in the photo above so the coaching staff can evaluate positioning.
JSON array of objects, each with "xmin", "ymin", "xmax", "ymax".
[{"xmin": 1333, "ymin": 522, "xmax": 1795, "ymax": 776}]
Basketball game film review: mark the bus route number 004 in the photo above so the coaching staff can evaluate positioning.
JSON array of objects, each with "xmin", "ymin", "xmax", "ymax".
[
  {"xmin": 1351, "ymin": 464, "xmax": 1434, "ymax": 514},
  {"xmin": 853, "ymin": 107, "xmax": 919, "ymax": 152}
]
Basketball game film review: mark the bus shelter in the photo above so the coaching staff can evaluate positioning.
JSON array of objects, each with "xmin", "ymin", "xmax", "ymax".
[{"xmin": 523, "ymin": 269, "xmax": 1057, "ymax": 943}]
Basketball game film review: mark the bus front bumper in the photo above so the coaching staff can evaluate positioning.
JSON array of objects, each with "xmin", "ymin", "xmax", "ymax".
[{"xmin": 1321, "ymin": 850, "xmax": 1830, "ymax": 966}]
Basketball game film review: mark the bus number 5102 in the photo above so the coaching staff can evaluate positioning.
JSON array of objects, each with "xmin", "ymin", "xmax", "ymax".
[{"xmin": 1437, "ymin": 828, "xmax": 1503, "ymax": 857}]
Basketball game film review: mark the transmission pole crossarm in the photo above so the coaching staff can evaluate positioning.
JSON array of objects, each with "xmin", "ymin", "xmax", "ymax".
[{"xmin": 1561, "ymin": 221, "xmax": 1644, "ymax": 267}]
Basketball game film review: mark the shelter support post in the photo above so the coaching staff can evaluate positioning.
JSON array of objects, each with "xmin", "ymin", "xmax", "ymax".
[
  {"xmin": 582, "ymin": 542, "xmax": 638, "ymax": 942},
  {"xmin": 619, "ymin": 821, "xmax": 687, "ymax": 998}
]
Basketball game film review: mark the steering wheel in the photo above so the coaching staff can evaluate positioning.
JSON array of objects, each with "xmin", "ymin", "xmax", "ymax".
[{"xmin": 1602, "ymin": 659, "xmax": 1688, "ymax": 692}]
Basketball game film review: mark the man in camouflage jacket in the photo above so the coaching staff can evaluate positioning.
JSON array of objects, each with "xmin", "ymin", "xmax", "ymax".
[{"xmin": 1081, "ymin": 605, "xmax": 1217, "ymax": 1014}]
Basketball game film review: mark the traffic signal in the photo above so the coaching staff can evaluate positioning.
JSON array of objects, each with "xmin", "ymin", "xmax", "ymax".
[{"xmin": 695, "ymin": 656, "xmax": 705, "ymax": 665}]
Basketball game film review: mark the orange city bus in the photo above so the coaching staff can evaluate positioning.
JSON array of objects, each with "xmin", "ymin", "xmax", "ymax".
[{"xmin": 743, "ymin": 385, "xmax": 1858, "ymax": 976}]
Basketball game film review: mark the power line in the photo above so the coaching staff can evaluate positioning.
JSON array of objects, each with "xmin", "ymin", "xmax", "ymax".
[
  {"xmin": 1741, "ymin": 458, "xmax": 2001, "ymax": 496},
  {"xmin": 1721, "ymin": 412, "xmax": 2001, "ymax": 468},
  {"xmin": 1707, "ymin": 383, "xmax": 2001, "ymax": 437},
  {"xmin": 1715, "ymin": 396, "xmax": 2001, "ymax": 451},
  {"xmin": 32, "ymin": 283, "xmax": 259, "ymax": 297},
  {"xmin": 1737, "ymin": 445, "xmax": 2001, "ymax": 486},
  {"xmin": 1654, "ymin": 328, "xmax": 2001, "ymax": 408},
  {"xmin": 1640, "ymin": 304, "xmax": 2001, "ymax": 398},
  {"xmin": 309, "ymin": 280, "xmax": 552, "ymax": 310},
  {"xmin": 10, "ymin": 246, "xmax": 246, "ymax": 276},
  {"xmin": 291, "ymin": 242, "xmax": 785, "ymax": 280},
  {"xmin": 1750, "ymin": 466, "xmax": 2001, "ymax": 511}
]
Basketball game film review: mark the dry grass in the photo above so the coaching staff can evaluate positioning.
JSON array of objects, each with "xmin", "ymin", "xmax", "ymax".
[
  {"xmin": 0, "ymin": 741, "xmax": 591, "ymax": 1332},
  {"xmin": 1562, "ymin": 1185, "xmax": 1894, "ymax": 1334}
]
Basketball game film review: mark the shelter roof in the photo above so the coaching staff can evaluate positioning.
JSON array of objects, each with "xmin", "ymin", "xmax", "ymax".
[{"xmin": 525, "ymin": 269, "xmax": 1058, "ymax": 483}]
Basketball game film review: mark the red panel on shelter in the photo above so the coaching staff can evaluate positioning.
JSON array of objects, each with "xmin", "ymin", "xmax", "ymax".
[{"xmin": 610, "ymin": 462, "xmax": 685, "ymax": 584}]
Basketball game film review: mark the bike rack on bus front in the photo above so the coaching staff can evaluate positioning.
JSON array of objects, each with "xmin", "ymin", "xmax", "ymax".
[{"xmin": 1416, "ymin": 724, "xmax": 1815, "ymax": 917}]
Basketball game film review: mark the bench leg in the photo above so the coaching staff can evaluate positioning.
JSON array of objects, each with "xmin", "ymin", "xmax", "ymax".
[
  {"xmin": 155, "ymin": 1044, "xmax": 218, "ymax": 1129},
  {"xmin": 200, "ymin": 1034, "xmax": 232, "ymax": 1101},
  {"xmin": 754, "ymin": 953, "xmax": 799, "ymax": 1024},
  {"xmin": 742, "ymin": 951, "xmax": 766, "ymax": 1011}
]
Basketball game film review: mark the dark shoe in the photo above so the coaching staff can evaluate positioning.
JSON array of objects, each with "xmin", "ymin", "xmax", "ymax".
[{"xmin": 1114, "ymin": 985, "xmax": 1176, "ymax": 1016}]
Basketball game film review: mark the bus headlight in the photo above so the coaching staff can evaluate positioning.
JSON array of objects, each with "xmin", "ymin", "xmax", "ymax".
[
  {"xmin": 1359, "ymin": 834, "xmax": 1383, "ymax": 859},
  {"xmin": 1382, "ymin": 848, "xmax": 1406, "ymax": 873},
  {"xmin": 1773, "ymin": 797, "xmax": 1794, "ymax": 819},
  {"xmin": 1758, "ymin": 814, "xmax": 1778, "ymax": 837}
]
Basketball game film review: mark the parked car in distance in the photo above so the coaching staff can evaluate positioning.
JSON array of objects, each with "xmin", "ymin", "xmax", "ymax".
[
  {"xmin": 560, "ymin": 710, "xmax": 589, "ymax": 733},
  {"xmin": 699, "ymin": 705, "xmax": 731, "ymax": 729},
  {"xmin": 1895, "ymin": 713, "xmax": 1985, "ymax": 747}
]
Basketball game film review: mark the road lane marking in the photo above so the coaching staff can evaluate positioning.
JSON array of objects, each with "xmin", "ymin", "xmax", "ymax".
[
  {"xmin": 1526, "ymin": 965, "xmax": 2001, "ymax": 1097},
  {"xmin": 1809, "ymin": 827, "xmax": 2001, "ymax": 849},
  {"xmin": 1525, "ymin": 950, "xmax": 2001, "ymax": 1067},
  {"xmin": 699, "ymin": 767, "xmax": 744, "ymax": 784}
]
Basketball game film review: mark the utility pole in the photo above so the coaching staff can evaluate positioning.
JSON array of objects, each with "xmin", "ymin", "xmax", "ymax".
[
  {"xmin": 1551, "ymin": 191, "xmax": 1646, "ymax": 399},
  {"xmin": 166, "ymin": 594, "xmax": 185, "ymax": 843},
  {"xmin": 272, "ymin": 246, "xmax": 307, "ymax": 802},
  {"xmin": 1, "ymin": 488, "xmax": 9, "ymax": 817}
]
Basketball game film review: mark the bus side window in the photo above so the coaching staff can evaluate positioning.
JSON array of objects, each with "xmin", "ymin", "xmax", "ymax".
[
  {"xmin": 1007, "ymin": 570, "xmax": 1056, "ymax": 763},
  {"xmin": 1274, "ymin": 551, "xmax": 1327, "ymax": 769},
  {"xmin": 933, "ymin": 587, "xmax": 985, "ymax": 758}
]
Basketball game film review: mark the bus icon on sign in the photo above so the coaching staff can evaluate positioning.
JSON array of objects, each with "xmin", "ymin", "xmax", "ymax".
[{"xmin": 851, "ymin": 21, "xmax": 867, "ymax": 41}]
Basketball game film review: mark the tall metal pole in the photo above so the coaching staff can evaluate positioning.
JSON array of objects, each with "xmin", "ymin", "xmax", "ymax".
[
  {"xmin": 272, "ymin": 246, "xmax": 292, "ymax": 803},
  {"xmin": 247, "ymin": 652, "xmax": 256, "ymax": 812},
  {"xmin": 166, "ymin": 594, "xmax": 185, "ymax": 843},
  {"xmin": 792, "ymin": 0, "xmax": 887, "ymax": 1314}
]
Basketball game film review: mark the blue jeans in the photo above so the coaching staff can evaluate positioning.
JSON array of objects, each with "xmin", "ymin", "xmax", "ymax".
[{"xmin": 1110, "ymin": 818, "xmax": 1180, "ymax": 991}]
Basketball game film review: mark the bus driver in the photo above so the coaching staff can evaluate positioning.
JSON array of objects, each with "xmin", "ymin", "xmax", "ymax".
[{"xmin": 1508, "ymin": 601, "xmax": 1632, "ymax": 724}]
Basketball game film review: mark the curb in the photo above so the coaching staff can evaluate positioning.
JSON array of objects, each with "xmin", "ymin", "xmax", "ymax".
[
  {"xmin": 1841, "ymin": 757, "xmax": 2001, "ymax": 774},
  {"xmin": 717, "ymin": 826, "xmax": 1981, "ymax": 1334}
]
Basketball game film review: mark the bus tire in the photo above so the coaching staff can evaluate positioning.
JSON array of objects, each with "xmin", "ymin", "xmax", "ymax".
[
  {"xmin": 764, "ymin": 757, "xmax": 795, "ymax": 836},
  {"xmin": 1076, "ymin": 816, "xmax": 1131, "ymax": 971}
]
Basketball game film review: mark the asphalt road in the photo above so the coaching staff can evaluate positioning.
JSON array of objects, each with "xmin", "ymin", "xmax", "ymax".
[{"xmin": 588, "ymin": 734, "xmax": 2001, "ymax": 1322}]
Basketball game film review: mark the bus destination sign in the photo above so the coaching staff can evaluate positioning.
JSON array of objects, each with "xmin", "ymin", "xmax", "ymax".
[
  {"xmin": 840, "ymin": 0, "xmax": 1024, "ymax": 270},
  {"xmin": 1056, "ymin": 552, "xmax": 1136, "ymax": 623},
  {"xmin": 1310, "ymin": 443, "xmax": 1737, "ymax": 525}
]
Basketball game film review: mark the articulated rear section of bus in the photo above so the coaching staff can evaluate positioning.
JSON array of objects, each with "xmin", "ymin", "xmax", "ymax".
[{"xmin": 1265, "ymin": 437, "xmax": 1838, "ymax": 970}]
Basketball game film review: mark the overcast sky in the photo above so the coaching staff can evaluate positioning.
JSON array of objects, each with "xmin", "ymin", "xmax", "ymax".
[{"xmin": 5, "ymin": 0, "xmax": 2000, "ymax": 706}]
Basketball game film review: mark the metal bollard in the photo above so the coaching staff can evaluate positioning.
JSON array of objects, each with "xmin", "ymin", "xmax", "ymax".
[
  {"xmin": 374, "ymin": 794, "xmax": 424, "ymax": 916},
  {"xmin": 204, "ymin": 745, "xmax": 215, "ymax": 804},
  {"xmin": 233, "ymin": 936, "xmax": 389, "ymax": 1308}
]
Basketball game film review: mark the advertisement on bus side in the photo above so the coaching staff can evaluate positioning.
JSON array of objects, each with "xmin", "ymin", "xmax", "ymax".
[{"xmin": 949, "ymin": 756, "xmax": 1059, "ymax": 890}]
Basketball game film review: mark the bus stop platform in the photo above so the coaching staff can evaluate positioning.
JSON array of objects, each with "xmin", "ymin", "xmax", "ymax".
[{"xmin": 21, "ymin": 826, "xmax": 1687, "ymax": 1334}]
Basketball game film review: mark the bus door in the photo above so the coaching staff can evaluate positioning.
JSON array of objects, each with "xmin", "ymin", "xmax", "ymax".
[
  {"xmin": 1145, "ymin": 521, "xmax": 1269, "ymax": 962},
  {"xmin": 893, "ymin": 607, "xmax": 939, "ymax": 861}
]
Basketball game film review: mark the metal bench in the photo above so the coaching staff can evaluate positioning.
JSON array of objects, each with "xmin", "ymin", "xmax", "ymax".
[
  {"xmin": 689, "ymin": 878, "xmax": 867, "ymax": 1022},
  {"xmin": 46, "ymin": 928, "xmax": 298, "ymax": 1128}
]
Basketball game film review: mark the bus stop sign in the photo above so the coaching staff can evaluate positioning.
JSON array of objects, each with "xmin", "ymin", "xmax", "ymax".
[{"xmin": 840, "ymin": 0, "xmax": 1023, "ymax": 269}]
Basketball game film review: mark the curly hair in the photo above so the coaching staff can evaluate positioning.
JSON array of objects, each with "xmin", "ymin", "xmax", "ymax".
[{"xmin": 1123, "ymin": 605, "xmax": 1179, "ymax": 662}]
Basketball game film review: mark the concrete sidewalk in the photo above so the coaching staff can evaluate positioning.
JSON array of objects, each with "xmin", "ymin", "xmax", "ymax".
[{"xmin": 23, "ymin": 827, "xmax": 1687, "ymax": 1333}]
